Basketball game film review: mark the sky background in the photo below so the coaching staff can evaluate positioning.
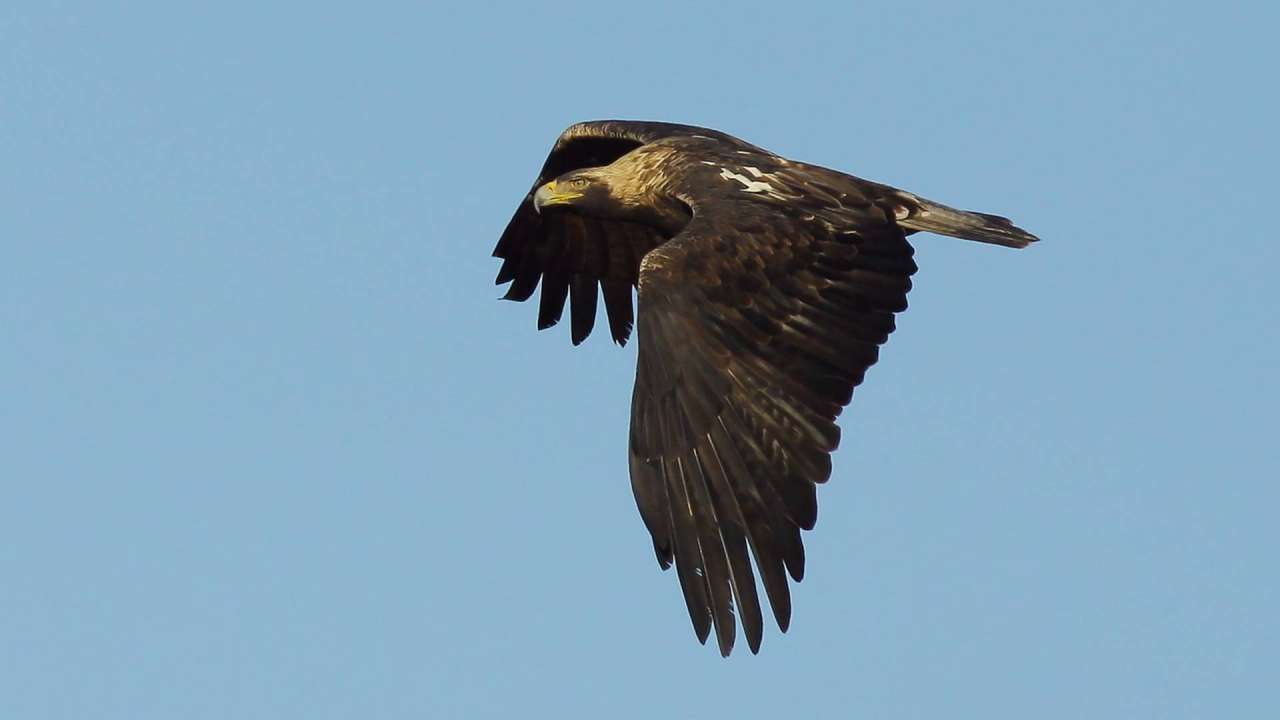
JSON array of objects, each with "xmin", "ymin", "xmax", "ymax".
[{"xmin": 3, "ymin": 1, "xmax": 1278, "ymax": 718}]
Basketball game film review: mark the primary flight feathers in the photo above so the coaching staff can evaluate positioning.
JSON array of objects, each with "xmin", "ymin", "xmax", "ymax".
[{"xmin": 492, "ymin": 120, "xmax": 1038, "ymax": 656}]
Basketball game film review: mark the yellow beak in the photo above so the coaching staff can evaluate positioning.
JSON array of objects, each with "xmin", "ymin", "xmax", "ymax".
[{"xmin": 533, "ymin": 180, "xmax": 583, "ymax": 213}]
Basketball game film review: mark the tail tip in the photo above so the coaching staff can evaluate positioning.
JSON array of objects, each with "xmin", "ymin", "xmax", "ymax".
[{"xmin": 970, "ymin": 212, "xmax": 1040, "ymax": 248}]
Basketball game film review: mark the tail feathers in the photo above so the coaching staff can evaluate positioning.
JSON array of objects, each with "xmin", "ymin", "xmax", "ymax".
[{"xmin": 890, "ymin": 192, "xmax": 1039, "ymax": 249}]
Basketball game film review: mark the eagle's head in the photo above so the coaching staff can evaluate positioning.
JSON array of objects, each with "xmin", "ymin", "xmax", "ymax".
[
  {"xmin": 533, "ymin": 152, "xmax": 692, "ymax": 236},
  {"xmin": 532, "ymin": 170, "xmax": 615, "ymax": 217}
]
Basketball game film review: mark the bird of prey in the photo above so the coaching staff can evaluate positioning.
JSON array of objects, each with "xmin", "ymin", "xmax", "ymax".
[{"xmin": 492, "ymin": 120, "xmax": 1038, "ymax": 656}]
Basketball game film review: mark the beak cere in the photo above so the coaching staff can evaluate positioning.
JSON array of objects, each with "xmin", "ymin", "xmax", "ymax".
[{"xmin": 533, "ymin": 180, "xmax": 582, "ymax": 213}]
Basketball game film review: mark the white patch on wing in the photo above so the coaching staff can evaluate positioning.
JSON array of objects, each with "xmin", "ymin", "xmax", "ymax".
[
  {"xmin": 719, "ymin": 168, "xmax": 776, "ymax": 194},
  {"xmin": 719, "ymin": 166, "xmax": 801, "ymax": 201}
]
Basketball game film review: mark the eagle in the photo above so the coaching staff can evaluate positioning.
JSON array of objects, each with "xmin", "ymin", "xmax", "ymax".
[{"xmin": 492, "ymin": 120, "xmax": 1038, "ymax": 656}]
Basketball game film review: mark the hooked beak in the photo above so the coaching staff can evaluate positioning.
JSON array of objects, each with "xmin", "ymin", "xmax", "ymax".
[{"xmin": 533, "ymin": 180, "xmax": 582, "ymax": 213}]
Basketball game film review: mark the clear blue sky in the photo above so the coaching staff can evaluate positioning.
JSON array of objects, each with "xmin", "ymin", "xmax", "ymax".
[{"xmin": 4, "ymin": 2, "xmax": 1277, "ymax": 718}]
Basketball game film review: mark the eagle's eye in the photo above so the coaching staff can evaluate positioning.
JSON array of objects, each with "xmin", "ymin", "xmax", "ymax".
[{"xmin": 568, "ymin": 177, "xmax": 589, "ymax": 189}]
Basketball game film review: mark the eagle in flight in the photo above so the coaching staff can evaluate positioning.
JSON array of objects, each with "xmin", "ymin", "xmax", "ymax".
[{"xmin": 493, "ymin": 120, "xmax": 1038, "ymax": 656}]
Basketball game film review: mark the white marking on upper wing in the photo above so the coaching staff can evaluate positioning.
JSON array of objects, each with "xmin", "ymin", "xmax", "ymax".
[{"xmin": 719, "ymin": 168, "xmax": 775, "ymax": 194}]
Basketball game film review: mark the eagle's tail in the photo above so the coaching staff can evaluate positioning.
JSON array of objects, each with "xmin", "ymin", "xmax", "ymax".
[{"xmin": 889, "ymin": 191, "xmax": 1039, "ymax": 249}]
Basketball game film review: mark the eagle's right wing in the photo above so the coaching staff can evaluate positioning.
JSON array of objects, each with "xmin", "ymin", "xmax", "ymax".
[{"xmin": 627, "ymin": 202, "xmax": 918, "ymax": 656}]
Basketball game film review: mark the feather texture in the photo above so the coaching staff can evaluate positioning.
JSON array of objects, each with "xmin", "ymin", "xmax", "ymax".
[{"xmin": 492, "ymin": 120, "xmax": 1037, "ymax": 655}]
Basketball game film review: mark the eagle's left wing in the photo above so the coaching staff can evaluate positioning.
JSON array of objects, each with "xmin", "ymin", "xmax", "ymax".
[
  {"xmin": 494, "ymin": 121, "xmax": 741, "ymax": 345},
  {"xmin": 627, "ymin": 202, "xmax": 917, "ymax": 655}
]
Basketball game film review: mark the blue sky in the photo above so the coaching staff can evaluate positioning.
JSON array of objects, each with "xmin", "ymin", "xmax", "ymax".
[{"xmin": 3, "ymin": 1, "xmax": 1277, "ymax": 717}]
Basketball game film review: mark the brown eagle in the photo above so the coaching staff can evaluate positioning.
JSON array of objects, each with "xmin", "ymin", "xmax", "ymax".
[{"xmin": 493, "ymin": 120, "xmax": 1038, "ymax": 656}]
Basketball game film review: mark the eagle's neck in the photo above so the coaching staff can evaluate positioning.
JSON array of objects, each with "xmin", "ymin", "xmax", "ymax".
[
  {"xmin": 624, "ymin": 191, "xmax": 692, "ymax": 238},
  {"xmin": 605, "ymin": 150, "xmax": 693, "ymax": 237}
]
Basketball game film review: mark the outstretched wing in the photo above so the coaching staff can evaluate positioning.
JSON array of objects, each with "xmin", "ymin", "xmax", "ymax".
[
  {"xmin": 628, "ymin": 201, "xmax": 917, "ymax": 655},
  {"xmin": 493, "ymin": 121, "xmax": 737, "ymax": 344}
]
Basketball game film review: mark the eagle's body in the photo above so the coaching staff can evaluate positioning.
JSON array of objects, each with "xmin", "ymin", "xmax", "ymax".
[{"xmin": 493, "ymin": 120, "xmax": 1038, "ymax": 656}]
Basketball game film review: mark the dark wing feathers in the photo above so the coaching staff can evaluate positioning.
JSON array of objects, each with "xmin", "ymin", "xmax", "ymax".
[
  {"xmin": 568, "ymin": 273, "xmax": 598, "ymax": 346},
  {"xmin": 494, "ymin": 121, "xmax": 725, "ymax": 344},
  {"xmin": 629, "ymin": 204, "xmax": 916, "ymax": 655},
  {"xmin": 496, "ymin": 121, "xmax": 922, "ymax": 655}
]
